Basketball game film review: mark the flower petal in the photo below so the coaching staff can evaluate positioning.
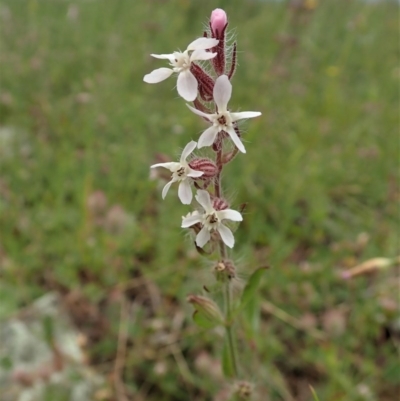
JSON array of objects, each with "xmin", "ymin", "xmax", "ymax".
[
  {"xmin": 187, "ymin": 38, "xmax": 219, "ymax": 51},
  {"xmin": 190, "ymin": 49, "xmax": 217, "ymax": 62},
  {"xmin": 180, "ymin": 141, "xmax": 197, "ymax": 163},
  {"xmin": 195, "ymin": 190, "xmax": 213, "ymax": 212},
  {"xmin": 150, "ymin": 162, "xmax": 179, "ymax": 171},
  {"xmin": 226, "ymin": 126, "xmax": 246, "ymax": 153},
  {"xmin": 144, "ymin": 68, "xmax": 173, "ymax": 84},
  {"xmin": 177, "ymin": 70, "xmax": 198, "ymax": 101},
  {"xmin": 198, "ymin": 126, "xmax": 219, "ymax": 148},
  {"xmin": 186, "ymin": 104, "xmax": 212, "ymax": 120},
  {"xmin": 187, "ymin": 169, "xmax": 204, "ymax": 178},
  {"xmin": 217, "ymin": 224, "xmax": 235, "ymax": 248},
  {"xmin": 213, "ymin": 75, "xmax": 231, "ymax": 112},
  {"xmin": 178, "ymin": 180, "xmax": 193, "ymax": 205},
  {"xmin": 196, "ymin": 226, "xmax": 211, "ymax": 248},
  {"xmin": 217, "ymin": 209, "xmax": 243, "ymax": 222},
  {"xmin": 161, "ymin": 179, "xmax": 175, "ymax": 199},
  {"xmin": 181, "ymin": 214, "xmax": 202, "ymax": 228},
  {"xmin": 230, "ymin": 111, "xmax": 262, "ymax": 121},
  {"xmin": 150, "ymin": 53, "xmax": 175, "ymax": 61}
]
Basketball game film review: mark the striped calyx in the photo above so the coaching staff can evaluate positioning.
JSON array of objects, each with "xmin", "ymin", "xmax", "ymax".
[
  {"xmin": 212, "ymin": 197, "xmax": 229, "ymax": 211},
  {"xmin": 188, "ymin": 158, "xmax": 218, "ymax": 179}
]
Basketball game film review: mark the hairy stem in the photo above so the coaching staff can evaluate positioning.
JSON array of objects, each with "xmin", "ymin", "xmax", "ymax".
[
  {"xmin": 224, "ymin": 273, "xmax": 239, "ymax": 377},
  {"xmin": 215, "ymin": 148, "xmax": 239, "ymax": 378}
]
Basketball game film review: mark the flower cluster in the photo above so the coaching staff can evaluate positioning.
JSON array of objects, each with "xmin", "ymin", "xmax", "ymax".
[{"xmin": 145, "ymin": 9, "xmax": 261, "ymax": 249}]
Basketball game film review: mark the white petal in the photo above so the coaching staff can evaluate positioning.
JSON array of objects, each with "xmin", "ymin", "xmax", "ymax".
[
  {"xmin": 178, "ymin": 180, "xmax": 192, "ymax": 205},
  {"xmin": 161, "ymin": 179, "xmax": 174, "ymax": 199},
  {"xmin": 190, "ymin": 49, "xmax": 217, "ymax": 62},
  {"xmin": 144, "ymin": 68, "xmax": 173, "ymax": 84},
  {"xmin": 226, "ymin": 126, "xmax": 246, "ymax": 153},
  {"xmin": 177, "ymin": 70, "xmax": 198, "ymax": 101},
  {"xmin": 187, "ymin": 38, "xmax": 219, "ymax": 51},
  {"xmin": 196, "ymin": 226, "xmax": 211, "ymax": 248},
  {"xmin": 230, "ymin": 111, "xmax": 262, "ymax": 121},
  {"xmin": 150, "ymin": 162, "xmax": 179, "ymax": 171},
  {"xmin": 150, "ymin": 53, "xmax": 175, "ymax": 61},
  {"xmin": 213, "ymin": 75, "xmax": 231, "ymax": 112},
  {"xmin": 217, "ymin": 224, "xmax": 235, "ymax": 248},
  {"xmin": 195, "ymin": 190, "xmax": 213, "ymax": 212},
  {"xmin": 186, "ymin": 104, "xmax": 212, "ymax": 120},
  {"xmin": 180, "ymin": 140, "xmax": 197, "ymax": 162},
  {"xmin": 198, "ymin": 126, "xmax": 219, "ymax": 148},
  {"xmin": 217, "ymin": 209, "xmax": 243, "ymax": 222},
  {"xmin": 181, "ymin": 214, "xmax": 202, "ymax": 228},
  {"xmin": 187, "ymin": 169, "xmax": 204, "ymax": 178}
]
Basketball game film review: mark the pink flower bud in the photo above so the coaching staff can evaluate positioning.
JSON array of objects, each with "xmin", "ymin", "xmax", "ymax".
[
  {"xmin": 188, "ymin": 158, "xmax": 218, "ymax": 179},
  {"xmin": 212, "ymin": 197, "xmax": 229, "ymax": 211},
  {"xmin": 210, "ymin": 8, "xmax": 227, "ymax": 35}
]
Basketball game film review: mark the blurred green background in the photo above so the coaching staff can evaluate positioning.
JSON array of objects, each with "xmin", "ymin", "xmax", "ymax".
[{"xmin": 0, "ymin": 0, "xmax": 399, "ymax": 400}]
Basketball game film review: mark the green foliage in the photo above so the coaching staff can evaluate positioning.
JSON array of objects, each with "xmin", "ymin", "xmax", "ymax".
[
  {"xmin": 240, "ymin": 267, "xmax": 268, "ymax": 308},
  {"xmin": 0, "ymin": 0, "xmax": 398, "ymax": 400},
  {"xmin": 222, "ymin": 337, "xmax": 236, "ymax": 379},
  {"xmin": 310, "ymin": 385, "xmax": 321, "ymax": 401},
  {"xmin": 240, "ymin": 267, "xmax": 268, "ymax": 336}
]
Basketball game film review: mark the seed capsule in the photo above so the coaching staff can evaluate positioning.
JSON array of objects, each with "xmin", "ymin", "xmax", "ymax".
[{"xmin": 188, "ymin": 158, "xmax": 218, "ymax": 179}]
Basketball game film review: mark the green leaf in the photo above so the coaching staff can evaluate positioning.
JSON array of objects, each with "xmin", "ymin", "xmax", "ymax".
[
  {"xmin": 243, "ymin": 295, "xmax": 261, "ymax": 335},
  {"xmin": 192, "ymin": 310, "xmax": 218, "ymax": 329},
  {"xmin": 240, "ymin": 267, "xmax": 268, "ymax": 308},
  {"xmin": 309, "ymin": 385, "xmax": 321, "ymax": 401},
  {"xmin": 222, "ymin": 338, "xmax": 235, "ymax": 378},
  {"xmin": 240, "ymin": 267, "xmax": 268, "ymax": 338},
  {"xmin": 42, "ymin": 315, "xmax": 54, "ymax": 345}
]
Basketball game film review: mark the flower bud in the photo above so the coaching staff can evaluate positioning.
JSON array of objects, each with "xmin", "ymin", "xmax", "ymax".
[
  {"xmin": 214, "ymin": 260, "xmax": 236, "ymax": 281},
  {"xmin": 212, "ymin": 197, "xmax": 229, "ymax": 211},
  {"xmin": 232, "ymin": 381, "xmax": 254, "ymax": 400},
  {"xmin": 187, "ymin": 295, "xmax": 223, "ymax": 325},
  {"xmin": 188, "ymin": 158, "xmax": 218, "ymax": 179},
  {"xmin": 210, "ymin": 9, "xmax": 227, "ymax": 35}
]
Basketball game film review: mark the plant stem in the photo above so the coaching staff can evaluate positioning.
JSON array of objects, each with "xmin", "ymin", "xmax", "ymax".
[
  {"xmin": 223, "ymin": 272, "xmax": 239, "ymax": 378},
  {"xmin": 215, "ymin": 148, "xmax": 239, "ymax": 378}
]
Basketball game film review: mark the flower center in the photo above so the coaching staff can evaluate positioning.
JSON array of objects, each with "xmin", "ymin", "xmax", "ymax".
[
  {"xmin": 217, "ymin": 115, "xmax": 227, "ymax": 125},
  {"xmin": 172, "ymin": 165, "xmax": 189, "ymax": 182},
  {"xmin": 206, "ymin": 212, "xmax": 219, "ymax": 226},
  {"xmin": 215, "ymin": 112, "xmax": 231, "ymax": 128},
  {"xmin": 172, "ymin": 52, "xmax": 190, "ymax": 72},
  {"xmin": 176, "ymin": 166, "xmax": 186, "ymax": 177}
]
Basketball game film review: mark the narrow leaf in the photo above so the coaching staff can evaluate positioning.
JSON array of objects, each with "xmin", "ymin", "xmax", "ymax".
[
  {"xmin": 244, "ymin": 295, "xmax": 261, "ymax": 335},
  {"xmin": 222, "ymin": 339, "xmax": 235, "ymax": 378},
  {"xmin": 240, "ymin": 266, "xmax": 268, "ymax": 307},
  {"xmin": 309, "ymin": 385, "xmax": 321, "ymax": 401}
]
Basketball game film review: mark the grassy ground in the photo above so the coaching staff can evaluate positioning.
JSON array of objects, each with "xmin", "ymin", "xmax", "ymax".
[{"xmin": 0, "ymin": 0, "xmax": 399, "ymax": 400}]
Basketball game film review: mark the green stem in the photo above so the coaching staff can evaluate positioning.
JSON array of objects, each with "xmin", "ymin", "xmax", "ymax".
[
  {"xmin": 214, "ymin": 149, "xmax": 239, "ymax": 378},
  {"xmin": 224, "ymin": 275, "xmax": 239, "ymax": 378}
]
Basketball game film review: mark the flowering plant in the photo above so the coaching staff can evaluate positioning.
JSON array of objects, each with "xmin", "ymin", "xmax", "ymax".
[{"xmin": 145, "ymin": 8, "xmax": 263, "ymax": 397}]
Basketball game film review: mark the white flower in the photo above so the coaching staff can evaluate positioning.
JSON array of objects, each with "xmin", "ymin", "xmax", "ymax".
[
  {"xmin": 187, "ymin": 75, "xmax": 262, "ymax": 153},
  {"xmin": 143, "ymin": 38, "xmax": 219, "ymax": 101},
  {"xmin": 181, "ymin": 190, "xmax": 243, "ymax": 248},
  {"xmin": 150, "ymin": 141, "xmax": 203, "ymax": 204}
]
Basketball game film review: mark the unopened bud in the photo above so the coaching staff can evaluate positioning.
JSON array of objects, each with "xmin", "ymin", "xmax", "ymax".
[
  {"xmin": 214, "ymin": 260, "xmax": 236, "ymax": 281},
  {"xmin": 233, "ymin": 381, "xmax": 253, "ymax": 400},
  {"xmin": 189, "ymin": 158, "xmax": 218, "ymax": 179},
  {"xmin": 212, "ymin": 197, "xmax": 229, "ymax": 211},
  {"xmin": 210, "ymin": 9, "xmax": 227, "ymax": 36},
  {"xmin": 187, "ymin": 295, "xmax": 223, "ymax": 324}
]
